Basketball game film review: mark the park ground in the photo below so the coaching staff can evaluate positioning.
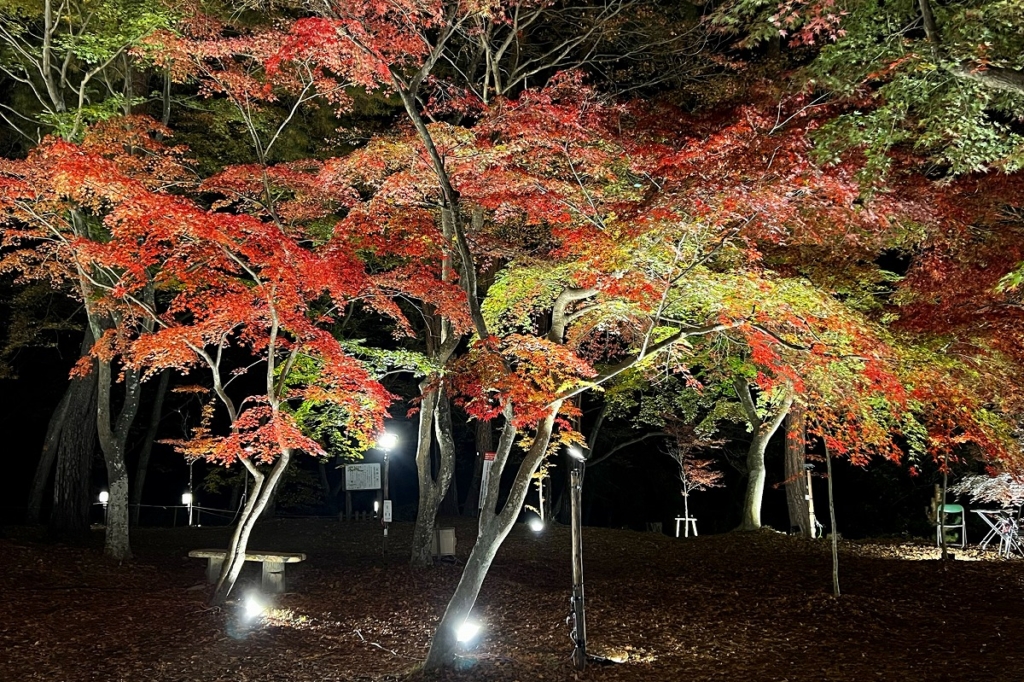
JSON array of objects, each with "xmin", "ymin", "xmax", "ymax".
[{"xmin": 2, "ymin": 518, "xmax": 1024, "ymax": 682}]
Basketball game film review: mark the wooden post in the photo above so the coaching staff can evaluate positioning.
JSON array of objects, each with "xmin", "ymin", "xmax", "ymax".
[
  {"xmin": 262, "ymin": 559, "xmax": 286, "ymax": 593},
  {"xmin": 206, "ymin": 556, "xmax": 223, "ymax": 584},
  {"xmin": 538, "ymin": 476, "xmax": 546, "ymax": 522},
  {"xmin": 570, "ymin": 463, "xmax": 586, "ymax": 670},
  {"xmin": 806, "ymin": 467, "xmax": 818, "ymax": 537}
]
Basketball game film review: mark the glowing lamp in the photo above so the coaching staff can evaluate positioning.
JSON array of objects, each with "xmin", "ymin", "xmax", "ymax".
[
  {"xmin": 568, "ymin": 446, "xmax": 585, "ymax": 461},
  {"xmin": 455, "ymin": 620, "xmax": 481, "ymax": 644},
  {"xmin": 529, "ymin": 518, "xmax": 544, "ymax": 532},
  {"xmin": 244, "ymin": 593, "xmax": 266, "ymax": 620},
  {"xmin": 377, "ymin": 431, "xmax": 398, "ymax": 450},
  {"xmin": 98, "ymin": 491, "xmax": 109, "ymax": 504},
  {"xmin": 181, "ymin": 491, "xmax": 193, "ymax": 506}
]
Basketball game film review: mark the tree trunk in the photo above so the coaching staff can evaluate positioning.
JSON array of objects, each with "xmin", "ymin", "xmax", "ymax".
[
  {"xmin": 738, "ymin": 433, "xmax": 771, "ymax": 531},
  {"xmin": 734, "ymin": 379, "xmax": 793, "ymax": 532},
  {"xmin": 49, "ymin": 368, "xmax": 97, "ymax": 535},
  {"xmin": 29, "ymin": 330, "xmax": 96, "ymax": 525},
  {"xmin": 784, "ymin": 403, "xmax": 811, "ymax": 537},
  {"xmin": 130, "ymin": 369, "xmax": 170, "ymax": 526},
  {"xmin": 211, "ymin": 451, "xmax": 292, "ymax": 605},
  {"xmin": 462, "ymin": 420, "xmax": 491, "ymax": 516},
  {"xmin": 825, "ymin": 444, "xmax": 840, "ymax": 597},
  {"xmin": 423, "ymin": 406, "xmax": 559, "ymax": 670},
  {"xmin": 94, "ymin": 351, "xmax": 144, "ymax": 561},
  {"xmin": 411, "ymin": 383, "xmax": 456, "ymax": 567},
  {"xmin": 27, "ymin": 389, "xmax": 68, "ymax": 524}
]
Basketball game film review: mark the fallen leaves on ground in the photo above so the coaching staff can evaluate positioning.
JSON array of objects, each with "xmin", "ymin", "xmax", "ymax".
[{"xmin": 2, "ymin": 519, "xmax": 1023, "ymax": 681}]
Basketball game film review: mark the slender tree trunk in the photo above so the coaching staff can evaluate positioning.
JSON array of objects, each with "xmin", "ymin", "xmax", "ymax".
[
  {"xmin": 825, "ymin": 445, "xmax": 840, "ymax": 597},
  {"xmin": 211, "ymin": 451, "xmax": 292, "ymax": 605},
  {"xmin": 130, "ymin": 369, "xmax": 170, "ymax": 526},
  {"xmin": 940, "ymin": 449, "xmax": 949, "ymax": 562},
  {"xmin": 49, "ymin": 370, "xmax": 97, "ymax": 534},
  {"xmin": 784, "ymin": 403, "xmax": 811, "ymax": 537},
  {"xmin": 463, "ymin": 420, "xmax": 491, "ymax": 516},
  {"xmin": 411, "ymin": 383, "xmax": 456, "ymax": 567},
  {"xmin": 424, "ymin": 406, "xmax": 559, "ymax": 670}
]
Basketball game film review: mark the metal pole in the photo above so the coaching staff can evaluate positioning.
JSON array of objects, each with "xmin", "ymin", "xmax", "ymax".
[
  {"xmin": 570, "ymin": 461, "xmax": 586, "ymax": 671},
  {"xmin": 382, "ymin": 450, "xmax": 390, "ymax": 562}
]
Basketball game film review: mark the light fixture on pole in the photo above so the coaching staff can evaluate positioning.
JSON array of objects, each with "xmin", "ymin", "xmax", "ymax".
[
  {"xmin": 377, "ymin": 430, "xmax": 398, "ymax": 562},
  {"xmin": 98, "ymin": 490, "xmax": 109, "ymax": 525},
  {"xmin": 182, "ymin": 490, "xmax": 194, "ymax": 527},
  {"xmin": 567, "ymin": 445, "xmax": 588, "ymax": 671}
]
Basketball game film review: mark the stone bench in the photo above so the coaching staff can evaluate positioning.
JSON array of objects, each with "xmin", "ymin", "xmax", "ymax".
[{"xmin": 188, "ymin": 549, "xmax": 306, "ymax": 594}]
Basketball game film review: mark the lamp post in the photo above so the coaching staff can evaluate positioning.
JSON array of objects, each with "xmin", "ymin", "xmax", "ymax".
[
  {"xmin": 98, "ymin": 490, "xmax": 109, "ymax": 525},
  {"xmin": 567, "ymin": 445, "xmax": 588, "ymax": 671},
  {"xmin": 378, "ymin": 430, "xmax": 398, "ymax": 562},
  {"xmin": 182, "ymin": 490, "xmax": 194, "ymax": 527}
]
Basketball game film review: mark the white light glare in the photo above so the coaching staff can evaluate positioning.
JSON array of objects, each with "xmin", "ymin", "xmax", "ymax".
[
  {"xmin": 98, "ymin": 491, "xmax": 110, "ymax": 504},
  {"xmin": 181, "ymin": 491, "xmax": 193, "ymax": 505},
  {"xmin": 377, "ymin": 431, "xmax": 398, "ymax": 450},
  {"xmin": 529, "ymin": 518, "xmax": 544, "ymax": 532},
  {"xmin": 244, "ymin": 593, "xmax": 266, "ymax": 620},
  {"xmin": 568, "ymin": 446, "xmax": 585, "ymax": 461},
  {"xmin": 455, "ymin": 620, "xmax": 481, "ymax": 644},
  {"xmin": 374, "ymin": 500, "xmax": 380, "ymax": 513}
]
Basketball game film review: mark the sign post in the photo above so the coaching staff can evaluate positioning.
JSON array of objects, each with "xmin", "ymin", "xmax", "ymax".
[
  {"xmin": 342, "ymin": 463, "xmax": 381, "ymax": 521},
  {"xmin": 478, "ymin": 451, "xmax": 496, "ymax": 510}
]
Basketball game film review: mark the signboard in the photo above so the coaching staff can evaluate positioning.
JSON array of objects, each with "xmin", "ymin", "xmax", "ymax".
[
  {"xmin": 477, "ymin": 451, "xmax": 496, "ymax": 509},
  {"xmin": 344, "ymin": 463, "xmax": 381, "ymax": 491},
  {"xmin": 383, "ymin": 500, "xmax": 393, "ymax": 523}
]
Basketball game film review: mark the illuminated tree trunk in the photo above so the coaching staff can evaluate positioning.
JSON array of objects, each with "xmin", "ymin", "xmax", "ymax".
[
  {"xmin": 784, "ymin": 403, "xmax": 813, "ymax": 537},
  {"xmin": 462, "ymin": 420, "xmax": 491, "ymax": 516},
  {"xmin": 424, "ymin": 406, "xmax": 559, "ymax": 670},
  {"xmin": 734, "ymin": 378, "xmax": 793, "ymax": 531},
  {"xmin": 212, "ymin": 450, "xmax": 291, "ymax": 605},
  {"xmin": 411, "ymin": 383, "xmax": 457, "ymax": 567},
  {"xmin": 94, "ymin": 355, "xmax": 142, "ymax": 561}
]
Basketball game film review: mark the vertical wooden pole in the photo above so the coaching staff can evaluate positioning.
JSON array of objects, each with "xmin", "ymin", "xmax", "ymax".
[
  {"xmin": 825, "ymin": 450, "xmax": 840, "ymax": 597},
  {"xmin": 539, "ymin": 476, "xmax": 545, "ymax": 522},
  {"xmin": 806, "ymin": 467, "xmax": 818, "ymax": 537},
  {"xmin": 570, "ymin": 463, "xmax": 586, "ymax": 670}
]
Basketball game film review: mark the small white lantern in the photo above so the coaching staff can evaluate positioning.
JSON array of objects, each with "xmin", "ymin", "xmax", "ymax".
[
  {"xmin": 181, "ymin": 491, "xmax": 193, "ymax": 506},
  {"xmin": 98, "ymin": 491, "xmax": 109, "ymax": 504}
]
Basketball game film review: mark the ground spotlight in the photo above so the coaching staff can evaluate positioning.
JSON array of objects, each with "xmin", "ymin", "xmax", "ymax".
[
  {"xmin": 243, "ymin": 593, "xmax": 266, "ymax": 621},
  {"xmin": 529, "ymin": 517, "xmax": 544, "ymax": 532},
  {"xmin": 455, "ymin": 619, "xmax": 481, "ymax": 645}
]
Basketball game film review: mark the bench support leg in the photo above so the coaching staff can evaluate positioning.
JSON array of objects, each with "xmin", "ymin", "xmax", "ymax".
[
  {"xmin": 206, "ymin": 557, "xmax": 223, "ymax": 584},
  {"xmin": 262, "ymin": 560, "xmax": 286, "ymax": 593}
]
